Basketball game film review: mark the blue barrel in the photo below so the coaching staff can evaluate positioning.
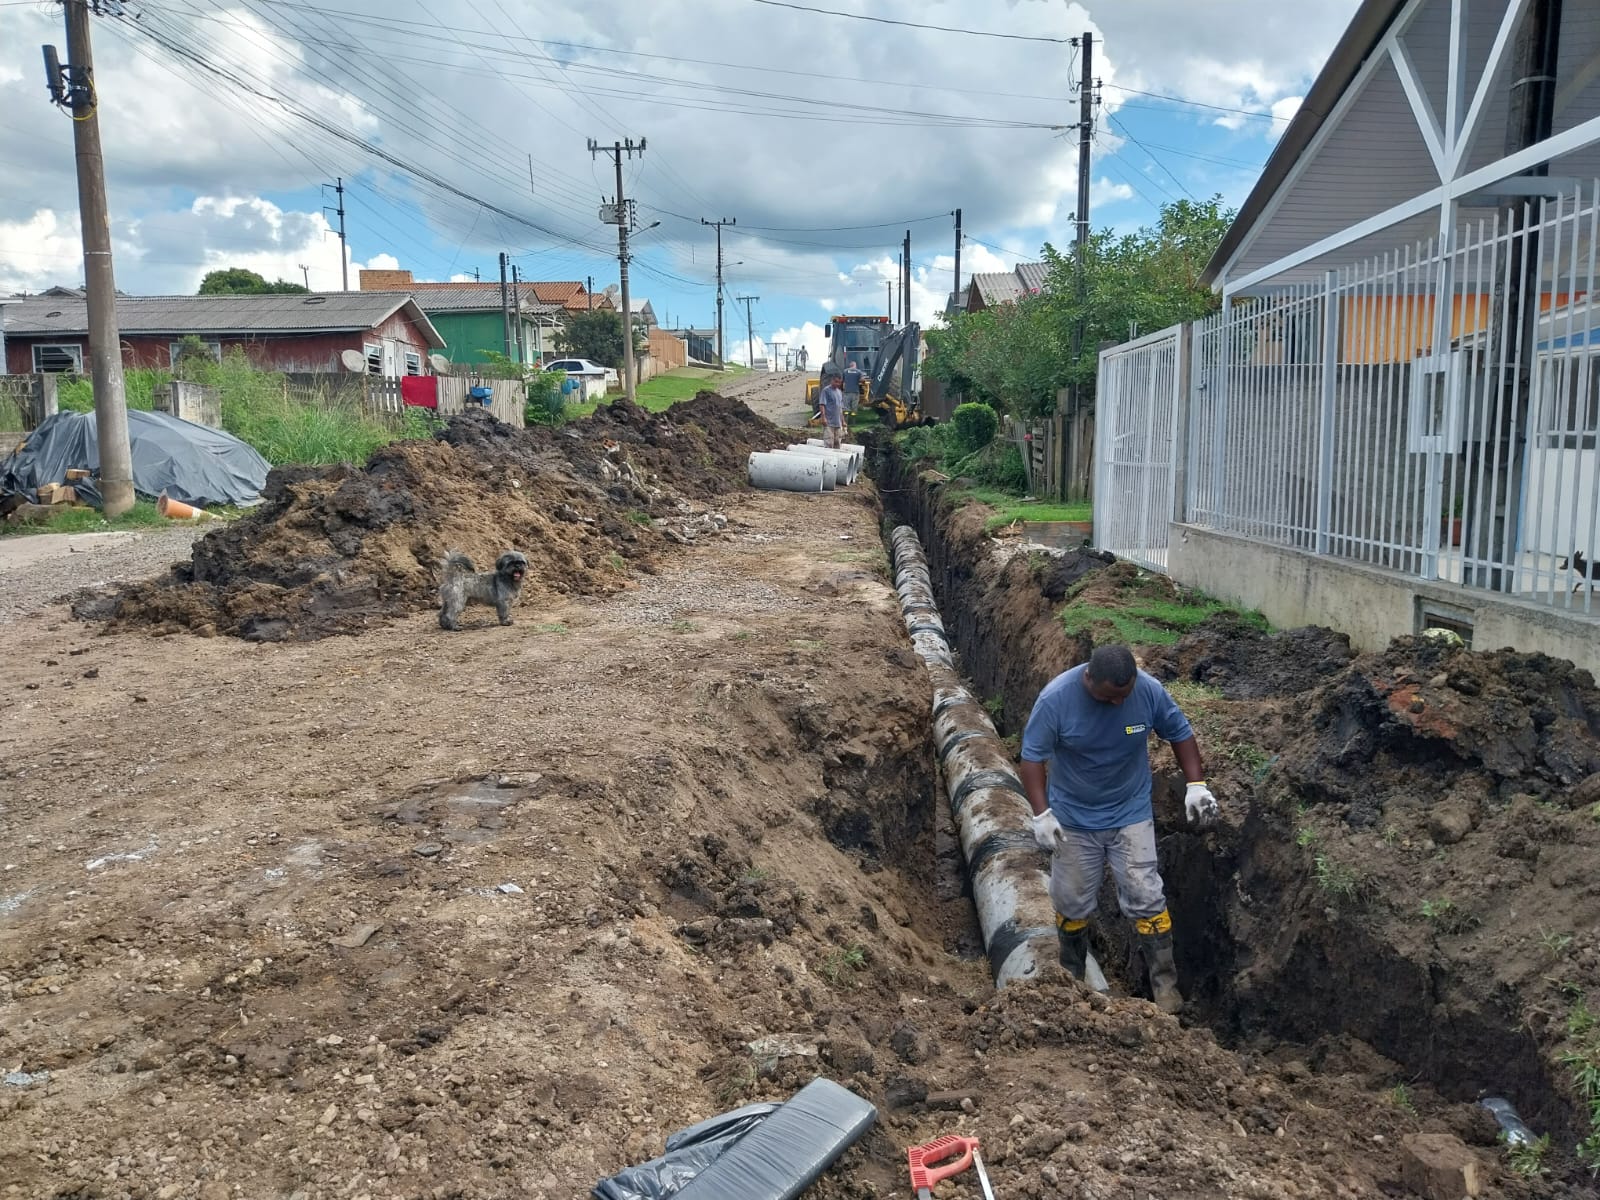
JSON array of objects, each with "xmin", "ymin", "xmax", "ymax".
[{"xmin": 468, "ymin": 385, "xmax": 493, "ymax": 405}]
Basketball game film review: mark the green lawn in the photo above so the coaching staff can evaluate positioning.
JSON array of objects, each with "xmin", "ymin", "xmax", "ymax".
[
  {"xmin": 2, "ymin": 498, "xmax": 173, "ymax": 538},
  {"xmin": 562, "ymin": 366, "xmax": 750, "ymax": 419},
  {"xmin": 951, "ymin": 486, "xmax": 1093, "ymax": 531}
]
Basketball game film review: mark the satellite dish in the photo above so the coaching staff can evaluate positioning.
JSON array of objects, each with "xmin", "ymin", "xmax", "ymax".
[
  {"xmin": 340, "ymin": 348, "xmax": 367, "ymax": 373},
  {"xmin": 428, "ymin": 353, "xmax": 450, "ymax": 374},
  {"xmin": 603, "ymin": 284, "xmax": 619, "ymax": 298}
]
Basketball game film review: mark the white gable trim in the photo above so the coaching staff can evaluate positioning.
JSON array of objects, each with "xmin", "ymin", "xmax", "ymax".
[
  {"xmin": 1451, "ymin": 0, "xmax": 1532, "ymax": 175},
  {"xmin": 1390, "ymin": 38, "xmax": 1447, "ymax": 177}
]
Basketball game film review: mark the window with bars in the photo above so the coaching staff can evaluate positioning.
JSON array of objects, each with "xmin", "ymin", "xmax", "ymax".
[
  {"xmin": 364, "ymin": 343, "xmax": 383, "ymax": 376},
  {"xmin": 404, "ymin": 351, "xmax": 422, "ymax": 376}
]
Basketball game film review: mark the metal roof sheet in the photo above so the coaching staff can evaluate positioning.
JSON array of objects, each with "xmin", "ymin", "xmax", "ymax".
[
  {"xmin": 409, "ymin": 286, "xmax": 564, "ymax": 314},
  {"xmin": 1, "ymin": 292, "xmax": 446, "ymax": 346}
]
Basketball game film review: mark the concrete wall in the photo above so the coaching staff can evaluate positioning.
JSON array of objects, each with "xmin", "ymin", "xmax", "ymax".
[{"xmin": 1168, "ymin": 522, "xmax": 1600, "ymax": 677}]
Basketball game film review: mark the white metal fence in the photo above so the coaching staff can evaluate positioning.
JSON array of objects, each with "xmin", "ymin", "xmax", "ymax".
[
  {"xmin": 1094, "ymin": 326, "xmax": 1182, "ymax": 572},
  {"xmin": 1097, "ymin": 183, "xmax": 1600, "ymax": 617}
]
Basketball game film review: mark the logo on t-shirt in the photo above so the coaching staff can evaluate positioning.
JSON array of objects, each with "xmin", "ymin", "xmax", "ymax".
[{"xmin": 1124, "ymin": 723, "xmax": 1148, "ymax": 736}]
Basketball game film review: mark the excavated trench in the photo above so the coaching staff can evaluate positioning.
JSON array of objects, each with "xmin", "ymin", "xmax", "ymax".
[{"xmin": 875, "ymin": 444, "xmax": 1597, "ymax": 1181}]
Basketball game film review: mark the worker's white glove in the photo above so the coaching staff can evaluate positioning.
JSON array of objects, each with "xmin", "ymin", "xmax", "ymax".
[
  {"xmin": 1185, "ymin": 782, "xmax": 1220, "ymax": 827},
  {"xmin": 1030, "ymin": 809, "xmax": 1064, "ymax": 851}
]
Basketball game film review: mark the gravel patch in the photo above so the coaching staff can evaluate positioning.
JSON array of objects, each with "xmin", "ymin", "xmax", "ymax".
[{"xmin": 0, "ymin": 526, "xmax": 204, "ymax": 626}]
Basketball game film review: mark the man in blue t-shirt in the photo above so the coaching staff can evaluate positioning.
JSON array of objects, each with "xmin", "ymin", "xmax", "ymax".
[{"xmin": 1020, "ymin": 644, "xmax": 1219, "ymax": 1013}]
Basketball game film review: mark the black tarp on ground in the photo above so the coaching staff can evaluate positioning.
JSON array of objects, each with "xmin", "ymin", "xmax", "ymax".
[{"xmin": 0, "ymin": 410, "xmax": 270, "ymax": 508}]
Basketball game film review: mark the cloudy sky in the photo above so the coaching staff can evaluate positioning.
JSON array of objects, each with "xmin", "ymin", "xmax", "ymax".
[{"xmin": 1, "ymin": 0, "xmax": 1360, "ymax": 367}]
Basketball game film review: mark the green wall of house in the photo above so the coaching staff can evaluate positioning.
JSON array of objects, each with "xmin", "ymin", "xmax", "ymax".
[{"xmin": 429, "ymin": 312, "xmax": 514, "ymax": 366}]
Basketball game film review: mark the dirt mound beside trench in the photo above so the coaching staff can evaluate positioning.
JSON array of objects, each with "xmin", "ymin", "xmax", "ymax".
[{"xmin": 73, "ymin": 394, "xmax": 783, "ymax": 641}]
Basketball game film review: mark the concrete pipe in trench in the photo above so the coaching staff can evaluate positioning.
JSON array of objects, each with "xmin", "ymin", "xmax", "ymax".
[
  {"xmin": 890, "ymin": 525, "xmax": 1107, "ymax": 991},
  {"xmin": 783, "ymin": 444, "xmax": 859, "ymax": 485},
  {"xmin": 748, "ymin": 451, "xmax": 837, "ymax": 493}
]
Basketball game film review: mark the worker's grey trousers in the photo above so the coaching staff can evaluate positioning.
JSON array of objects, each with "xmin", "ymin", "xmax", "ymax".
[{"xmin": 1048, "ymin": 820, "xmax": 1167, "ymax": 921}]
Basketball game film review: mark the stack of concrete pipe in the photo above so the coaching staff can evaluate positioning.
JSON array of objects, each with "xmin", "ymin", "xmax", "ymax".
[
  {"xmin": 747, "ymin": 442, "xmax": 861, "ymax": 491},
  {"xmin": 890, "ymin": 524, "xmax": 1108, "ymax": 991}
]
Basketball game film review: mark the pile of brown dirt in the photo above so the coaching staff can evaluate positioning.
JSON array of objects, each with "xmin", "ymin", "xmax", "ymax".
[{"xmin": 73, "ymin": 394, "xmax": 784, "ymax": 641}]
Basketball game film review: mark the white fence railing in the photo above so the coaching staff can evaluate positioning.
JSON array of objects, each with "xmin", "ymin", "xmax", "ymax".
[{"xmin": 1097, "ymin": 183, "xmax": 1600, "ymax": 617}]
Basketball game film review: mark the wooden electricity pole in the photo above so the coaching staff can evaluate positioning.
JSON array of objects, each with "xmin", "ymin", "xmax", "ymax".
[{"xmin": 55, "ymin": 0, "xmax": 134, "ymax": 516}]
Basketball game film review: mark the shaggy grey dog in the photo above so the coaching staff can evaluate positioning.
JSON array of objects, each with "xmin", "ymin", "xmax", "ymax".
[{"xmin": 438, "ymin": 550, "xmax": 528, "ymax": 630}]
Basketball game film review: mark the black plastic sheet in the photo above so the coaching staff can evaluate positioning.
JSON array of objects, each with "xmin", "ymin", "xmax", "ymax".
[
  {"xmin": 0, "ymin": 410, "xmax": 270, "ymax": 508},
  {"xmin": 593, "ymin": 1079, "xmax": 877, "ymax": 1200}
]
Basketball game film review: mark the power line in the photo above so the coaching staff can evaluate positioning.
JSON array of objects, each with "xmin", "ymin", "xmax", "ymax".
[
  {"xmin": 1106, "ymin": 112, "xmax": 1196, "ymax": 199},
  {"xmin": 1102, "ymin": 82, "xmax": 1293, "ymax": 123},
  {"xmin": 748, "ymin": 0, "xmax": 1071, "ymax": 43}
]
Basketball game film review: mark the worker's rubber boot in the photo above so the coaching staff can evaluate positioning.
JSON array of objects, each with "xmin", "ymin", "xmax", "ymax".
[
  {"xmin": 1134, "ymin": 911, "xmax": 1184, "ymax": 1014},
  {"xmin": 1054, "ymin": 914, "xmax": 1089, "ymax": 982}
]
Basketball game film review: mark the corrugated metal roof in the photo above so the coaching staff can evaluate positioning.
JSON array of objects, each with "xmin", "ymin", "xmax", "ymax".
[
  {"xmin": 1014, "ymin": 262, "xmax": 1049, "ymax": 294},
  {"xmin": 971, "ymin": 271, "xmax": 1025, "ymax": 305},
  {"xmin": 410, "ymin": 286, "xmax": 564, "ymax": 315},
  {"xmin": 1, "ymin": 292, "xmax": 446, "ymax": 346}
]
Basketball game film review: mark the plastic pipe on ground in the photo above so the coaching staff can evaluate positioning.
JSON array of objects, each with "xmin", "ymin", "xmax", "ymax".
[
  {"xmin": 782, "ymin": 444, "xmax": 858, "ymax": 485},
  {"xmin": 748, "ymin": 451, "xmax": 834, "ymax": 493},
  {"xmin": 890, "ymin": 524, "xmax": 1107, "ymax": 991}
]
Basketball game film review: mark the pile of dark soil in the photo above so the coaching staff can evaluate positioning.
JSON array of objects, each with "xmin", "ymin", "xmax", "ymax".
[
  {"xmin": 1145, "ymin": 613, "xmax": 1357, "ymax": 699},
  {"xmin": 75, "ymin": 394, "xmax": 784, "ymax": 641}
]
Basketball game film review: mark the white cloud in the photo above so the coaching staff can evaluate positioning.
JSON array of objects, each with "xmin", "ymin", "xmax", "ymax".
[
  {"xmin": 1090, "ymin": 178, "xmax": 1136, "ymax": 208},
  {"xmin": 0, "ymin": 210, "xmax": 88, "ymax": 295},
  {"xmin": 1271, "ymin": 95, "xmax": 1305, "ymax": 125},
  {"xmin": 768, "ymin": 321, "xmax": 828, "ymax": 373}
]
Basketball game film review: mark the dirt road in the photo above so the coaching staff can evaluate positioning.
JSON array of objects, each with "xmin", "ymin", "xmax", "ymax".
[
  {"xmin": 0, "ymin": 528, "xmax": 203, "ymax": 627},
  {"xmin": 3, "ymin": 396, "xmax": 1587, "ymax": 1199},
  {"xmin": 719, "ymin": 368, "xmax": 812, "ymax": 429}
]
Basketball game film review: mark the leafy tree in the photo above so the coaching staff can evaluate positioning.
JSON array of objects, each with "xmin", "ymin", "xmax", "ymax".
[
  {"xmin": 197, "ymin": 267, "xmax": 309, "ymax": 295},
  {"xmin": 556, "ymin": 308, "xmax": 644, "ymax": 368},
  {"xmin": 924, "ymin": 197, "xmax": 1233, "ymax": 418}
]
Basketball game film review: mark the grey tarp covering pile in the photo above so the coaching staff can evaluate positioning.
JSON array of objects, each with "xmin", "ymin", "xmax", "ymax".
[
  {"xmin": 593, "ymin": 1078, "xmax": 877, "ymax": 1200},
  {"xmin": 0, "ymin": 410, "xmax": 270, "ymax": 508}
]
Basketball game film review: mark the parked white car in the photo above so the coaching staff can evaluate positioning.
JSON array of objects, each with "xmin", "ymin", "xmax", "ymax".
[
  {"xmin": 544, "ymin": 357, "xmax": 613, "ymax": 401},
  {"xmin": 545, "ymin": 357, "xmax": 609, "ymax": 379}
]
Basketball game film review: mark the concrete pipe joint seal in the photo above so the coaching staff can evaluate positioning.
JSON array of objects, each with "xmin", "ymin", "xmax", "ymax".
[
  {"xmin": 782, "ymin": 444, "xmax": 858, "ymax": 485},
  {"xmin": 748, "ymin": 451, "xmax": 836, "ymax": 493},
  {"xmin": 890, "ymin": 524, "xmax": 1106, "ymax": 990}
]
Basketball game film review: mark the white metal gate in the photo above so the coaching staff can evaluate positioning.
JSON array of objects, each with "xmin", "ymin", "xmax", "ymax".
[{"xmin": 1094, "ymin": 325, "xmax": 1183, "ymax": 572}]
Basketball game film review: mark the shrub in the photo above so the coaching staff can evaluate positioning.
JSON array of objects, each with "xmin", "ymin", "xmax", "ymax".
[
  {"xmin": 952, "ymin": 401, "xmax": 999, "ymax": 455},
  {"xmin": 950, "ymin": 441, "xmax": 1027, "ymax": 492},
  {"xmin": 524, "ymin": 369, "xmax": 566, "ymax": 426}
]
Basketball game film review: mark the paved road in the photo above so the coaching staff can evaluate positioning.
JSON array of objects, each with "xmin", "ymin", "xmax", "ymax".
[{"xmin": 719, "ymin": 369, "xmax": 813, "ymax": 430}]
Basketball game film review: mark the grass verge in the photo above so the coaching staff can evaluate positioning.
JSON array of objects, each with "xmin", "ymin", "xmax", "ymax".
[
  {"xmin": 1061, "ymin": 593, "xmax": 1266, "ymax": 646},
  {"xmin": 1, "ymin": 498, "xmax": 173, "ymax": 538}
]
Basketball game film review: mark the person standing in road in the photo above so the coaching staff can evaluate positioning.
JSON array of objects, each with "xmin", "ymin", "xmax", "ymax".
[
  {"xmin": 842, "ymin": 360, "xmax": 863, "ymax": 414},
  {"xmin": 818, "ymin": 372, "xmax": 847, "ymax": 449},
  {"xmin": 1019, "ymin": 644, "xmax": 1219, "ymax": 1013}
]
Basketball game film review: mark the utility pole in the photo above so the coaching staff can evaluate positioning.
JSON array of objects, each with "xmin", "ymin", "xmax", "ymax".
[
  {"xmin": 47, "ymin": 1, "xmax": 133, "ymax": 516},
  {"xmin": 586, "ymin": 275, "xmax": 593, "ymax": 310},
  {"xmin": 903, "ymin": 229, "xmax": 912, "ymax": 325},
  {"xmin": 473, "ymin": 267, "xmax": 480, "ymax": 283},
  {"xmin": 737, "ymin": 294, "xmax": 759, "ymax": 368},
  {"xmin": 1482, "ymin": 0, "xmax": 1562, "ymax": 588},
  {"xmin": 1071, "ymin": 33, "xmax": 1095, "ymax": 390},
  {"xmin": 498, "ymin": 252, "xmax": 512, "ymax": 359},
  {"xmin": 298, "ymin": 263, "xmax": 310, "ymax": 289},
  {"xmin": 511, "ymin": 263, "xmax": 524, "ymax": 363},
  {"xmin": 589, "ymin": 137, "xmax": 646, "ymax": 403},
  {"xmin": 886, "ymin": 280, "xmax": 893, "ymax": 319},
  {"xmin": 324, "ymin": 177, "xmax": 348, "ymax": 291},
  {"xmin": 952, "ymin": 207, "xmax": 962, "ymax": 313},
  {"xmin": 701, "ymin": 217, "xmax": 736, "ymax": 369}
]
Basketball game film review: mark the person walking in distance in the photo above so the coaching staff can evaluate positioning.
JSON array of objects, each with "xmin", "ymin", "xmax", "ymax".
[
  {"xmin": 818, "ymin": 372, "xmax": 847, "ymax": 449},
  {"xmin": 1019, "ymin": 644, "xmax": 1219, "ymax": 1013}
]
